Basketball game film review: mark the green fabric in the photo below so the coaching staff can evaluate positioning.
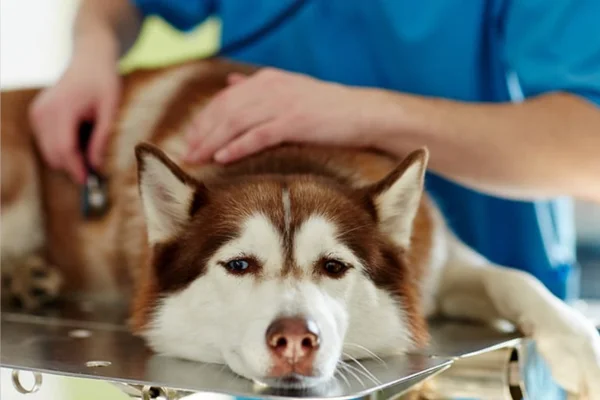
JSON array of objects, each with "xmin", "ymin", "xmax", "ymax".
[{"xmin": 119, "ymin": 16, "xmax": 220, "ymax": 73}]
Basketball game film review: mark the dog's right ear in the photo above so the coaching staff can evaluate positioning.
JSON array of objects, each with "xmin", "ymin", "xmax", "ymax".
[
  {"xmin": 135, "ymin": 143, "xmax": 206, "ymax": 245},
  {"xmin": 368, "ymin": 148, "xmax": 428, "ymax": 248}
]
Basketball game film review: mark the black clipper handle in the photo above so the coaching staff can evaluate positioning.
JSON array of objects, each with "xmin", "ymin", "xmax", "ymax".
[{"xmin": 78, "ymin": 121, "xmax": 109, "ymax": 219}]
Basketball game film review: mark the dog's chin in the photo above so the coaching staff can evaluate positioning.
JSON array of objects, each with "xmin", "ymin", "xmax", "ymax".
[
  {"xmin": 252, "ymin": 373, "xmax": 330, "ymax": 389},
  {"xmin": 223, "ymin": 348, "xmax": 338, "ymax": 390},
  {"xmin": 228, "ymin": 358, "xmax": 333, "ymax": 389}
]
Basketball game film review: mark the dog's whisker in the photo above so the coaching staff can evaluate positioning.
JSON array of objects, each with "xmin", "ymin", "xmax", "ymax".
[
  {"xmin": 346, "ymin": 359, "xmax": 381, "ymax": 384},
  {"xmin": 344, "ymin": 363, "xmax": 380, "ymax": 387},
  {"xmin": 338, "ymin": 361, "xmax": 366, "ymax": 388},
  {"xmin": 343, "ymin": 343, "xmax": 387, "ymax": 366},
  {"xmin": 334, "ymin": 368, "xmax": 351, "ymax": 388},
  {"xmin": 342, "ymin": 353, "xmax": 381, "ymax": 386},
  {"xmin": 339, "ymin": 365, "xmax": 364, "ymax": 388}
]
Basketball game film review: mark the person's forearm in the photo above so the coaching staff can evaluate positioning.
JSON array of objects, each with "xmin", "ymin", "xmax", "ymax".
[
  {"xmin": 73, "ymin": 0, "xmax": 143, "ymax": 60},
  {"xmin": 371, "ymin": 91, "xmax": 600, "ymax": 202}
]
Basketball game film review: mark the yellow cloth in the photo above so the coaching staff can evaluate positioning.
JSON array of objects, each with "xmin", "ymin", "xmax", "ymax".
[{"xmin": 119, "ymin": 17, "xmax": 220, "ymax": 73}]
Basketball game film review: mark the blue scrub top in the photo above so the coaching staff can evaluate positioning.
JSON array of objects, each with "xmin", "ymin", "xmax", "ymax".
[{"xmin": 132, "ymin": 0, "xmax": 600, "ymax": 300}]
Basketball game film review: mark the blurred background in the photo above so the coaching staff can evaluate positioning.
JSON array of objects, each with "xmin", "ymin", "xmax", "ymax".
[{"xmin": 1, "ymin": 0, "xmax": 599, "ymax": 399}]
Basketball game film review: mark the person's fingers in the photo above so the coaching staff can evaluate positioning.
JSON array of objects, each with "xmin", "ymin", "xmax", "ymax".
[
  {"xmin": 185, "ymin": 111, "xmax": 274, "ymax": 163},
  {"xmin": 62, "ymin": 150, "xmax": 87, "ymax": 184},
  {"xmin": 184, "ymin": 90, "xmax": 231, "ymax": 149},
  {"xmin": 29, "ymin": 94, "xmax": 58, "ymax": 168},
  {"xmin": 213, "ymin": 118, "xmax": 290, "ymax": 164},
  {"xmin": 29, "ymin": 92, "xmax": 81, "ymax": 178},
  {"xmin": 186, "ymin": 71, "xmax": 261, "ymax": 146},
  {"xmin": 54, "ymin": 105, "xmax": 89, "ymax": 184},
  {"xmin": 184, "ymin": 113, "xmax": 219, "ymax": 162},
  {"xmin": 89, "ymin": 89, "xmax": 119, "ymax": 169},
  {"xmin": 227, "ymin": 73, "xmax": 248, "ymax": 85},
  {"xmin": 185, "ymin": 84, "xmax": 272, "ymax": 162}
]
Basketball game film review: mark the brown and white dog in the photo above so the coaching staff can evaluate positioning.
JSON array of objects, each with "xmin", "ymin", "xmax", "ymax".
[{"xmin": 1, "ymin": 59, "xmax": 599, "ymax": 395}]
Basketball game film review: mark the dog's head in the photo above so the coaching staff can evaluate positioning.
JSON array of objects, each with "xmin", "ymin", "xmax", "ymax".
[{"xmin": 133, "ymin": 143, "xmax": 429, "ymax": 388}]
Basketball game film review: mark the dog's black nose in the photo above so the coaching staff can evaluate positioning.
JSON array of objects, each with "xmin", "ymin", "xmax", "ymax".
[{"xmin": 266, "ymin": 316, "xmax": 320, "ymax": 365}]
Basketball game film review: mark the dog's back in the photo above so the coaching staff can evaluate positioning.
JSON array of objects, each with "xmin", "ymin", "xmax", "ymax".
[{"xmin": 1, "ymin": 60, "xmax": 439, "ymax": 302}]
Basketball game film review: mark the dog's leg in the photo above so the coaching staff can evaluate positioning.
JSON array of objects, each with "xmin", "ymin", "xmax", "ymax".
[
  {"xmin": 1, "ymin": 155, "xmax": 64, "ymax": 310},
  {"xmin": 1, "ymin": 95, "xmax": 63, "ymax": 309},
  {"xmin": 2, "ymin": 254, "xmax": 63, "ymax": 310},
  {"xmin": 436, "ymin": 231, "xmax": 600, "ymax": 399}
]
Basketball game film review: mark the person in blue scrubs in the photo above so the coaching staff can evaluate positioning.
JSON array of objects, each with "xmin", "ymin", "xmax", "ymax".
[
  {"xmin": 33, "ymin": 0, "xmax": 600, "ymax": 300},
  {"xmin": 28, "ymin": 1, "xmax": 600, "ymax": 398}
]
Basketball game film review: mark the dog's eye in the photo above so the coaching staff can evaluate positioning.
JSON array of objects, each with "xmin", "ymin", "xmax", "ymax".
[
  {"xmin": 226, "ymin": 259, "xmax": 250, "ymax": 272},
  {"xmin": 219, "ymin": 257, "xmax": 259, "ymax": 275},
  {"xmin": 322, "ymin": 259, "xmax": 349, "ymax": 277}
]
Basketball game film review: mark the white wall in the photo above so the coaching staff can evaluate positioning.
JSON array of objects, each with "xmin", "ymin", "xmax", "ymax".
[{"xmin": 0, "ymin": 0, "xmax": 79, "ymax": 90}]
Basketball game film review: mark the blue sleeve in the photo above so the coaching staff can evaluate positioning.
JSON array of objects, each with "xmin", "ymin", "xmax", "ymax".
[
  {"xmin": 502, "ymin": 0, "xmax": 600, "ymax": 106},
  {"xmin": 130, "ymin": 0, "xmax": 216, "ymax": 32}
]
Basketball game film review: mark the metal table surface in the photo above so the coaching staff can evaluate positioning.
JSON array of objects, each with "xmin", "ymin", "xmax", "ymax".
[{"xmin": 0, "ymin": 298, "xmax": 522, "ymax": 399}]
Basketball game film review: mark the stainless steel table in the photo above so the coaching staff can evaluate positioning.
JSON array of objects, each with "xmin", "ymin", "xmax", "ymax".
[{"xmin": 0, "ymin": 297, "xmax": 550, "ymax": 399}]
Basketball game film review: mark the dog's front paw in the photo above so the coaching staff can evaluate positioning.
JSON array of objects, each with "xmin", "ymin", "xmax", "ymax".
[
  {"xmin": 2, "ymin": 255, "xmax": 63, "ymax": 311},
  {"xmin": 533, "ymin": 310, "xmax": 600, "ymax": 399}
]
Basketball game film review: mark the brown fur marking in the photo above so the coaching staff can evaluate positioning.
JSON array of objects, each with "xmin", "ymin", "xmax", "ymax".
[{"xmin": 2, "ymin": 60, "xmax": 434, "ymax": 347}]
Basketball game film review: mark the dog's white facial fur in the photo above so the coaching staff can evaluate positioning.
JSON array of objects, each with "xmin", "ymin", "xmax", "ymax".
[
  {"xmin": 135, "ymin": 145, "xmax": 428, "ymax": 387},
  {"xmin": 143, "ymin": 213, "xmax": 414, "ymax": 386}
]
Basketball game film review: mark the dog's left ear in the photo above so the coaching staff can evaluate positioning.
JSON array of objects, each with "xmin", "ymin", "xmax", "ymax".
[
  {"xmin": 369, "ymin": 148, "xmax": 428, "ymax": 248},
  {"xmin": 135, "ymin": 143, "xmax": 206, "ymax": 245}
]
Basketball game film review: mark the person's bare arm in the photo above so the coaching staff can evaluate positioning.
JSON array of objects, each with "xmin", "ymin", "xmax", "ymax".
[
  {"xmin": 73, "ymin": 0, "xmax": 143, "ymax": 59},
  {"xmin": 374, "ymin": 91, "xmax": 600, "ymax": 202},
  {"xmin": 30, "ymin": 0, "xmax": 144, "ymax": 183},
  {"xmin": 184, "ymin": 69, "xmax": 600, "ymax": 203}
]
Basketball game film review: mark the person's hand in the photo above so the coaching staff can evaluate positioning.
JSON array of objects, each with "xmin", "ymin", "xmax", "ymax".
[
  {"xmin": 29, "ymin": 47, "xmax": 120, "ymax": 184},
  {"xmin": 184, "ymin": 68, "xmax": 383, "ymax": 164}
]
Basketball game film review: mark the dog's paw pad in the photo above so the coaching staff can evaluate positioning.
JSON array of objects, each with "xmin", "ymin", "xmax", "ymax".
[{"xmin": 4, "ymin": 255, "xmax": 63, "ymax": 311}]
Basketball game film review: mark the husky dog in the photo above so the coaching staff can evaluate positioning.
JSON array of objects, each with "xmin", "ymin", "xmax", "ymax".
[{"xmin": 1, "ymin": 59, "xmax": 599, "ymax": 395}]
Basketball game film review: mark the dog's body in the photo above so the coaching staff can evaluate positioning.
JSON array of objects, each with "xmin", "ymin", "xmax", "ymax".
[{"xmin": 2, "ymin": 59, "xmax": 599, "ymax": 395}]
